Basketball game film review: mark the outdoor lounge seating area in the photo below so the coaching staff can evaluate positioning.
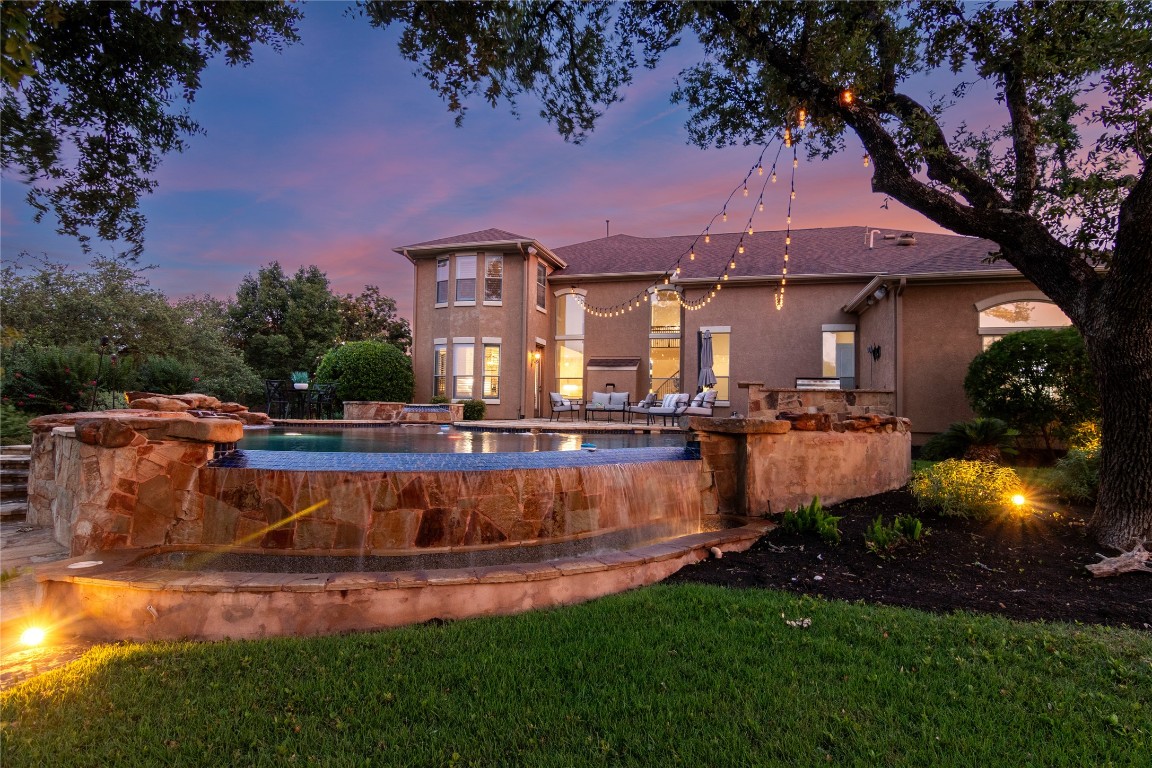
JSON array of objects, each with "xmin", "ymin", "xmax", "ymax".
[
  {"xmin": 583, "ymin": 391, "xmax": 630, "ymax": 422},
  {"xmin": 264, "ymin": 380, "xmax": 338, "ymax": 420}
]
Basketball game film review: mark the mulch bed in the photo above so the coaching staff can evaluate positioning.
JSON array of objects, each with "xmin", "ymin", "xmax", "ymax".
[{"xmin": 666, "ymin": 488, "xmax": 1152, "ymax": 630}]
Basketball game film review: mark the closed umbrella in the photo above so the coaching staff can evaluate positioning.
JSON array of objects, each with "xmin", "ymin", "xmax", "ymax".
[{"xmin": 698, "ymin": 330, "xmax": 717, "ymax": 390}]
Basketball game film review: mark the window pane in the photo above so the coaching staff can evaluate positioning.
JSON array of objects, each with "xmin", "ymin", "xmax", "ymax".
[
  {"xmin": 453, "ymin": 344, "xmax": 474, "ymax": 399},
  {"xmin": 482, "ymin": 345, "xmax": 500, "ymax": 398},
  {"xmin": 822, "ymin": 330, "xmax": 855, "ymax": 388},
  {"xmin": 557, "ymin": 294, "xmax": 585, "ymax": 336},
  {"xmin": 979, "ymin": 301, "xmax": 1071, "ymax": 331},
  {"xmin": 484, "ymin": 256, "xmax": 503, "ymax": 302},
  {"xmin": 456, "ymin": 255, "xmax": 476, "ymax": 302},
  {"xmin": 536, "ymin": 263, "xmax": 547, "ymax": 309},
  {"xmin": 436, "ymin": 258, "xmax": 448, "ymax": 304},
  {"xmin": 650, "ymin": 338, "xmax": 680, "ymax": 397},
  {"xmin": 557, "ymin": 340, "xmax": 583, "ymax": 398},
  {"xmin": 711, "ymin": 332, "xmax": 730, "ymax": 401},
  {"xmin": 650, "ymin": 291, "xmax": 680, "ymax": 333},
  {"xmin": 433, "ymin": 346, "xmax": 447, "ymax": 397}
]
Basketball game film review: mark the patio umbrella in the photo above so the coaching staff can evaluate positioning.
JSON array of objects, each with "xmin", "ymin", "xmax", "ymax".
[{"xmin": 698, "ymin": 330, "xmax": 717, "ymax": 390}]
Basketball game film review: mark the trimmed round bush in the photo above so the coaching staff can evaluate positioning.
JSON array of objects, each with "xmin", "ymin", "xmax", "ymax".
[
  {"xmin": 461, "ymin": 399, "xmax": 486, "ymax": 420},
  {"xmin": 314, "ymin": 341, "xmax": 413, "ymax": 404},
  {"xmin": 138, "ymin": 356, "xmax": 198, "ymax": 395},
  {"xmin": 910, "ymin": 459, "xmax": 1023, "ymax": 518}
]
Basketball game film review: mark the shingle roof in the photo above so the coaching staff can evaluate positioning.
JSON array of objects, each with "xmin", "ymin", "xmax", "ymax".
[
  {"xmin": 400, "ymin": 228, "xmax": 534, "ymax": 249},
  {"xmin": 551, "ymin": 227, "xmax": 1004, "ymax": 280}
]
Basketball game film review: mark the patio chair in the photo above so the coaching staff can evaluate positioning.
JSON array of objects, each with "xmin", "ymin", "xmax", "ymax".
[
  {"xmin": 306, "ymin": 382, "xmax": 339, "ymax": 420},
  {"xmin": 625, "ymin": 392, "xmax": 657, "ymax": 423},
  {"xmin": 264, "ymin": 379, "xmax": 292, "ymax": 419},
  {"xmin": 681, "ymin": 389, "xmax": 718, "ymax": 418},
  {"xmin": 644, "ymin": 393, "xmax": 690, "ymax": 426},
  {"xmin": 549, "ymin": 392, "xmax": 579, "ymax": 421}
]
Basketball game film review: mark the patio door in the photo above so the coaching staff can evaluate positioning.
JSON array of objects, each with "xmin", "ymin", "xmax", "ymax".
[{"xmin": 534, "ymin": 344, "xmax": 545, "ymax": 418}]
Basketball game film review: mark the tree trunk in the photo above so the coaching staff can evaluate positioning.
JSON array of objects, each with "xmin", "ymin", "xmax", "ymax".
[{"xmin": 1084, "ymin": 271, "xmax": 1152, "ymax": 550}]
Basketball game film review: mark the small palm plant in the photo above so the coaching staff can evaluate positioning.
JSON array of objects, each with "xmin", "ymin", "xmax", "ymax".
[{"xmin": 920, "ymin": 417, "xmax": 1019, "ymax": 464}]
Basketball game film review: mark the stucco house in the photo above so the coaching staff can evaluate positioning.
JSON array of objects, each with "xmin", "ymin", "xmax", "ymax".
[{"xmin": 394, "ymin": 226, "xmax": 1071, "ymax": 444}]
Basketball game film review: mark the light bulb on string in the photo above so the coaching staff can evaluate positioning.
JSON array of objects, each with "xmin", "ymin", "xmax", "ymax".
[
  {"xmin": 863, "ymin": 154, "xmax": 870, "ymax": 167},
  {"xmin": 690, "ymin": 250, "xmax": 695, "ymax": 260},
  {"xmin": 771, "ymin": 171, "xmax": 777, "ymax": 183},
  {"xmin": 730, "ymin": 258, "xmax": 736, "ymax": 269},
  {"xmin": 841, "ymin": 89, "xmax": 854, "ymax": 104},
  {"xmin": 785, "ymin": 236, "xmax": 791, "ymax": 245},
  {"xmin": 797, "ymin": 108, "xmax": 807, "ymax": 129},
  {"xmin": 748, "ymin": 225, "xmax": 754, "ymax": 235},
  {"xmin": 757, "ymin": 163, "xmax": 763, "ymax": 176},
  {"xmin": 723, "ymin": 273, "xmax": 729, "ymax": 281},
  {"xmin": 758, "ymin": 201, "xmax": 764, "ymax": 212},
  {"xmin": 737, "ymin": 244, "xmax": 744, "ymax": 255},
  {"xmin": 705, "ymin": 234, "xmax": 710, "ymax": 243},
  {"xmin": 722, "ymin": 210, "xmax": 727, "ymax": 222},
  {"xmin": 790, "ymin": 190, "xmax": 796, "ymax": 199},
  {"xmin": 784, "ymin": 127, "xmax": 792, "ymax": 147},
  {"xmin": 793, "ymin": 157, "xmax": 798, "ymax": 168},
  {"xmin": 743, "ymin": 182, "xmax": 748, "ymax": 197}
]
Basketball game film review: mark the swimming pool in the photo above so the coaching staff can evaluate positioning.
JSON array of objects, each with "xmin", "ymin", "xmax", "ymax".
[{"xmin": 238, "ymin": 425, "xmax": 687, "ymax": 454}]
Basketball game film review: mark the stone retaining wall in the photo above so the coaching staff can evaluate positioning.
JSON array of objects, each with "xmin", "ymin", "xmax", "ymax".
[
  {"xmin": 692, "ymin": 416, "xmax": 911, "ymax": 516},
  {"xmin": 343, "ymin": 401, "xmax": 464, "ymax": 423},
  {"xmin": 743, "ymin": 384, "xmax": 895, "ymax": 421}
]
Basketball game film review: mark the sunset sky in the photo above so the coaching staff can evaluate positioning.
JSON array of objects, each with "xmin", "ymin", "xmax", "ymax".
[{"xmin": 0, "ymin": 3, "xmax": 975, "ymax": 322}]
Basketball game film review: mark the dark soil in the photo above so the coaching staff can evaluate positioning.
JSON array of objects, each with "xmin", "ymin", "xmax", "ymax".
[{"xmin": 666, "ymin": 488, "xmax": 1152, "ymax": 630}]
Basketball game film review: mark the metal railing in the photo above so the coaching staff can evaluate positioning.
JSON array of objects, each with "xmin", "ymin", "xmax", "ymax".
[{"xmin": 651, "ymin": 375, "xmax": 681, "ymax": 398}]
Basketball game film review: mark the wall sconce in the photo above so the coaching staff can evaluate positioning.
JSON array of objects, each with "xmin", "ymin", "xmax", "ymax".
[
  {"xmin": 867, "ymin": 344, "xmax": 882, "ymax": 361},
  {"xmin": 531, "ymin": 351, "xmax": 541, "ymax": 365}
]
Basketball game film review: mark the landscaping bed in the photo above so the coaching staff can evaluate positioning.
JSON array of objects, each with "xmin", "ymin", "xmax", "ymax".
[{"xmin": 666, "ymin": 487, "xmax": 1152, "ymax": 630}]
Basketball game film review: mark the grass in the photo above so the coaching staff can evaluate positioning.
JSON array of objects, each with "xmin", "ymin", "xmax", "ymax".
[{"xmin": 3, "ymin": 585, "xmax": 1148, "ymax": 767}]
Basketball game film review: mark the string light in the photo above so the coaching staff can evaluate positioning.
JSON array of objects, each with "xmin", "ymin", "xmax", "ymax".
[
  {"xmin": 743, "ymin": 182, "xmax": 749, "ymax": 197},
  {"xmin": 784, "ymin": 127, "xmax": 792, "ymax": 147},
  {"xmin": 757, "ymin": 163, "xmax": 763, "ymax": 176},
  {"xmin": 737, "ymin": 245, "xmax": 744, "ymax": 255},
  {"xmin": 758, "ymin": 201, "xmax": 764, "ymax": 212},
  {"xmin": 772, "ymin": 171, "xmax": 777, "ymax": 183},
  {"xmin": 705, "ymin": 233, "xmax": 710, "ymax": 243},
  {"xmin": 689, "ymin": 249, "xmax": 695, "ymax": 260},
  {"xmin": 730, "ymin": 258, "xmax": 737, "ymax": 269},
  {"xmin": 797, "ymin": 108, "xmax": 807, "ymax": 129},
  {"xmin": 841, "ymin": 89, "xmax": 854, "ymax": 104},
  {"xmin": 863, "ymin": 154, "xmax": 870, "ymax": 167}
]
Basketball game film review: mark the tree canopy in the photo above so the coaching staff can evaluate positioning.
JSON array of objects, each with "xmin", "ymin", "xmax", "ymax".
[
  {"xmin": 367, "ymin": 0, "xmax": 1150, "ymax": 547},
  {"xmin": 1, "ymin": 0, "xmax": 300, "ymax": 256}
]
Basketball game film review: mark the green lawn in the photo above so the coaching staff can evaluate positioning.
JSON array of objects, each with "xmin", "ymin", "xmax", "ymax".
[{"xmin": 2, "ymin": 585, "xmax": 1148, "ymax": 767}]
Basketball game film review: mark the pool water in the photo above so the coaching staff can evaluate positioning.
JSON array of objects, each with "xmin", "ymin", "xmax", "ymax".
[{"xmin": 238, "ymin": 426, "xmax": 687, "ymax": 454}]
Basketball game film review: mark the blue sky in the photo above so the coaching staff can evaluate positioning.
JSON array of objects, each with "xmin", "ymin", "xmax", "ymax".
[{"xmin": 1, "ymin": 2, "xmax": 959, "ymax": 321}]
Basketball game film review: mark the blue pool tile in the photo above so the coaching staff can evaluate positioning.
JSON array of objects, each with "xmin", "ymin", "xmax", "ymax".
[{"xmin": 211, "ymin": 446, "xmax": 694, "ymax": 472}]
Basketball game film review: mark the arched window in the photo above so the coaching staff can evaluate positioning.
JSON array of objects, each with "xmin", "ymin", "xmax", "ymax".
[
  {"xmin": 976, "ymin": 292, "xmax": 1071, "ymax": 349},
  {"xmin": 554, "ymin": 289, "xmax": 586, "ymax": 398}
]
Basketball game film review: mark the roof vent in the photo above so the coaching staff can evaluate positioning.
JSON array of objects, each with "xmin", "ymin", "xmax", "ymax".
[{"xmin": 896, "ymin": 233, "xmax": 917, "ymax": 246}]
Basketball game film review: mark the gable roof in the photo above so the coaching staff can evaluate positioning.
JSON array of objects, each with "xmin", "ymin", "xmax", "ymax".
[{"xmin": 550, "ymin": 227, "xmax": 1008, "ymax": 282}]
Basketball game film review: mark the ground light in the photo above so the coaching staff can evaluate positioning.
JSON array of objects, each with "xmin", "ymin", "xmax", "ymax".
[{"xmin": 20, "ymin": 626, "xmax": 47, "ymax": 647}]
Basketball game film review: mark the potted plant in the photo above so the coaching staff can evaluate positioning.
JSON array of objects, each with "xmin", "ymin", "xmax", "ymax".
[{"xmin": 291, "ymin": 371, "xmax": 310, "ymax": 390}]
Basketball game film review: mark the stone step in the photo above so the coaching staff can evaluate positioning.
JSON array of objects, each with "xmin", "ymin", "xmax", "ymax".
[
  {"xmin": 0, "ymin": 466, "xmax": 30, "ymax": 479},
  {"xmin": 0, "ymin": 444, "xmax": 32, "ymax": 456},
  {"xmin": 0, "ymin": 487, "xmax": 27, "ymax": 502},
  {"xmin": 0, "ymin": 500, "xmax": 28, "ymax": 519},
  {"xmin": 0, "ymin": 455, "xmax": 31, "ymax": 465}
]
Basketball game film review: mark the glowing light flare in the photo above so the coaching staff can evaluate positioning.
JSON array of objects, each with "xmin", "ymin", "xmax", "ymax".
[
  {"xmin": 841, "ymin": 89, "xmax": 854, "ymax": 104},
  {"xmin": 21, "ymin": 627, "xmax": 46, "ymax": 647}
]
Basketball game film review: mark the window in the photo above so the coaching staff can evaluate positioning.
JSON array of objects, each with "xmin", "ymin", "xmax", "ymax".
[
  {"xmin": 484, "ymin": 255, "xmax": 503, "ymax": 303},
  {"xmin": 455, "ymin": 255, "xmax": 476, "ymax": 302},
  {"xmin": 536, "ymin": 263, "xmax": 547, "ymax": 310},
  {"xmin": 978, "ymin": 298, "xmax": 1071, "ymax": 349},
  {"xmin": 556, "ymin": 340, "xmax": 584, "ymax": 399},
  {"xmin": 822, "ymin": 325, "xmax": 856, "ymax": 389},
  {"xmin": 649, "ymin": 338, "xmax": 680, "ymax": 398},
  {"xmin": 453, "ymin": 343, "xmax": 474, "ymax": 399},
  {"xmin": 435, "ymin": 258, "xmax": 448, "ymax": 305},
  {"xmin": 557, "ymin": 293, "xmax": 585, "ymax": 336},
  {"xmin": 650, "ymin": 290, "xmax": 681, "ymax": 334},
  {"xmin": 433, "ymin": 344, "xmax": 447, "ymax": 398},
  {"xmin": 482, "ymin": 344, "xmax": 500, "ymax": 399},
  {"xmin": 701, "ymin": 329, "xmax": 731, "ymax": 402}
]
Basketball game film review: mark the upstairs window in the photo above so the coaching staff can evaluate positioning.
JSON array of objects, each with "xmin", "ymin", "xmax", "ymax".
[
  {"xmin": 484, "ymin": 255, "xmax": 503, "ymax": 303},
  {"xmin": 433, "ymin": 344, "xmax": 447, "ymax": 398},
  {"xmin": 435, "ymin": 258, "xmax": 449, "ymax": 304},
  {"xmin": 536, "ymin": 263, "xmax": 547, "ymax": 310},
  {"xmin": 557, "ymin": 293, "xmax": 585, "ymax": 337},
  {"xmin": 455, "ymin": 255, "xmax": 476, "ymax": 302},
  {"xmin": 650, "ymin": 290, "xmax": 681, "ymax": 335}
]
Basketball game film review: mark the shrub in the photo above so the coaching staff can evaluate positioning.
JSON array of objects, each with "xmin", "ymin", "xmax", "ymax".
[
  {"xmin": 919, "ymin": 418, "xmax": 1019, "ymax": 463},
  {"xmin": 429, "ymin": 395, "xmax": 450, "ymax": 405},
  {"xmin": 0, "ymin": 403, "xmax": 33, "ymax": 445},
  {"xmin": 1052, "ymin": 446, "xmax": 1100, "ymax": 503},
  {"xmin": 137, "ymin": 356, "xmax": 199, "ymax": 395},
  {"xmin": 910, "ymin": 459, "xmax": 1023, "ymax": 518},
  {"xmin": 314, "ymin": 341, "xmax": 413, "ymax": 404},
  {"xmin": 781, "ymin": 496, "xmax": 841, "ymax": 545},
  {"xmin": 461, "ymin": 399, "xmax": 486, "ymax": 420},
  {"xmin": 864, "ymin": 513, "xmax": 927, "ymax": 555},
  {"xmin": 1, "ymin": 344, "xmax": 135, "ymax": 414},
  {"xmin": 964, "ymin": 328, "xmax": 1099, "ymax": 452}
]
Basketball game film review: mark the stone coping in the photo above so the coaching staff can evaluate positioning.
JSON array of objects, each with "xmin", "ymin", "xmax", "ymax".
[{"xmin": 33, "ymin": 518, "xmax": 772, "ymax": 640}]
